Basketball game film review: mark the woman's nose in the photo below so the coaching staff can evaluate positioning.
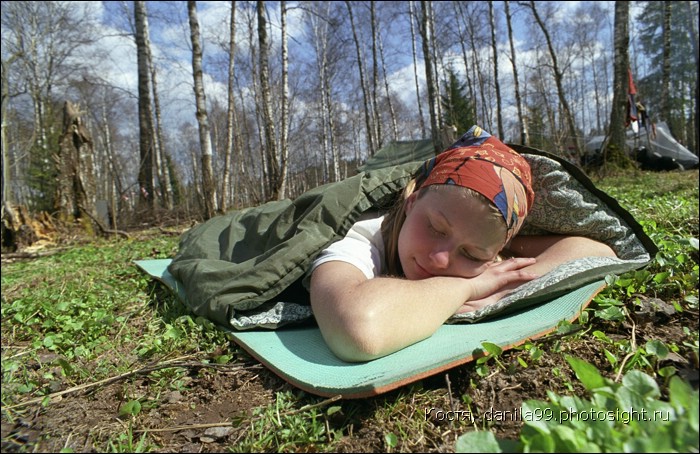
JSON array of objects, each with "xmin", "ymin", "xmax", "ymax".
[{"xmin": 429, "ymin": 249, "xmax": 451, "ymax": 269}]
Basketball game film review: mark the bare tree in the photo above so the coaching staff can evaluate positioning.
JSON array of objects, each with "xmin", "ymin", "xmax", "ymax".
[
  {"xmin": 257, "ymin": 1, "xmax": 282, "ymax": 201},
  {"xmin": 684, "ymin": 1, "xmax": 699, "ymax": 154},
  {"xmin": 488, "ymin": 1, "xmax": 504, "ymax": 139},
  {"xmin": 220, "ymin": 2, "xmax": 237, "ymax": 212},
  {"xmin": 134, "ymin": 1, "xmax": 156, "ymax": 211},
  {"xmin": 346, "ymin": 1, "xmax": 375, "ymax": 156},
  {"xmin": 1, "ymin": 56, "xmax": 19, "ymax": 212},
  {"xmin": 370, "ymin": 2, "xmax": 382, "ymax": 148},
  {"xmin": 451, "ymin": 2, "xmax": 478, "ymax": 130},
  {"xmin": 187, "ymin": 0, "xmax": 218, "ymax": 218},
  {"xmin": 2, "ymin": 1, "xmax": 98, "ymax": 212},
  {"xmin": 504, "ymin": 1, "xmax": 527, "ymax": 145},
  {"xmin": 377, "ymin": 13, "xmax": 399, "ymax": 143},
  {"xmin": 408, "ymin": 1, "xmax": 426, "ymax": 138},
  {"xmin": 659, "ymin": 1, "xmax": 672, "ymax": 122},
  {"xmin": 606, "ymin": 0, "xmax": 632, "ymax": 167},
  {"xmin": 149, "ymin": 47, "xmax": 173, "ymax": 211},
  {"xmin": 419, "ymin": 0, "xmax": 440, "ymax": 153},
  {"xmin": 279, "ymin": 0, "xmax": 290, "ymax": 199},
  {"xmin": 525, "ymin": 1, "xmax": 582, "ymax": 158},
  {"xmin": 307, "ymin": 2, "xmax": 339, "ymax": 182}
]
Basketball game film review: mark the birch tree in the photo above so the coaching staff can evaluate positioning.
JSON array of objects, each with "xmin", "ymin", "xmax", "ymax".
[
  {"xmin": 505, "ymin": 0, "xmax": 527, "ymax": 145},
  {"xmin": 278, "ymin": 0, "xmax": 290, "ymax": 199},
  {"xmin": 408, "ymin": 1, "xmax": 426, "ymax": 138},
  {"xmin": 659, "ymin": 1, "xmax": 672, "ymax": 122},
  {"xmin": 488, "ymin": 1, "xmax": 504, "ymax": 139},
  {"xmin": 346, "ymin": 1, "xmax": 375, "ymax": 156},
  {"xmin": 526, "ymin": 1, "xmax": 582, "ymax": 158},
  {"xmin": 2, "ymin": 1, "xmax": 97, "ymax": 212},
  {"xmin": 307, "ymin": 3, "xmax": 339, "ymax": 182},
  {"xmin": 419, "ymin": 0, "xmax": 440, "ymax": 153},
  {"xmin": 220, "ymin": 1, "xmax": 237, "ymax": 212},
  {"xmin": 370, "ymin": 2, "xmax": 382, "ymax": 148},
  {"xmin": 134, "ymin": 0, "xmax": 156, "ymax": 211},
  {"xmin": 606, "ymin": 0, "xmax": 631, "ymax": 167},
  {"xmin": 257, "ymin": 1, "xmax": 281, "ymax": 201},
  {"xmin": 187, "ymin": 0, "xmax": 218, "ymax": 218}
]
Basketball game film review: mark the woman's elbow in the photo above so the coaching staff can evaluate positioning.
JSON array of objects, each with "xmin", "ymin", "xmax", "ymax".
[{"xmin": 321, "ymin": 313, "xmax": 389, "ymax": 362}]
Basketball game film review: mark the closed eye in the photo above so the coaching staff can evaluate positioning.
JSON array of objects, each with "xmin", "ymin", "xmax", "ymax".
[
  {"xmin": 428, "ymin": 221, "xmax": 446, "ymax": 237},
  {"xmin": 460, "ymin": 247, "xmax": 492, "ymax": 263}
]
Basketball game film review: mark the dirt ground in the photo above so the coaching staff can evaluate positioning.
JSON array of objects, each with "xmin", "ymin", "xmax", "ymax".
[{"xmin": 2, "ymin": 293, "xmax": 697, "ymax": 453}]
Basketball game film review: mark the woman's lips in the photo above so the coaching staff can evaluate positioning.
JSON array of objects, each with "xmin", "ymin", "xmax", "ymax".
[{"xmin": 414, "ymin": 260, "xmax": 434, "ymax": 279}]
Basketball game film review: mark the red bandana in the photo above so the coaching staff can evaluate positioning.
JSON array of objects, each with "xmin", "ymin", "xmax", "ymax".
[{"xmin": 417, "ymin": 126, "xmax": 534, "ymax": 244}]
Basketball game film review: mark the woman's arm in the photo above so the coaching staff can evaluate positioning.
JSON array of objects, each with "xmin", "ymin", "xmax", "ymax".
[
  {"xmin": 507, "ymin": 235, "xmax": 617, "ymax": 275},
  {"xmin": 456, "ymin": 235, "xmax": 617, "ymax": 314},
  {"xmin": 310, "ymin": 258, "xmax": 537, "ymax": 362}
]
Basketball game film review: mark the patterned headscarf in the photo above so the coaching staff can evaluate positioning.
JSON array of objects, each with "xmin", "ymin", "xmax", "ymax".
[{"xmin": 416, "ymin": 126, "xmax": 534, "ymax": 244}]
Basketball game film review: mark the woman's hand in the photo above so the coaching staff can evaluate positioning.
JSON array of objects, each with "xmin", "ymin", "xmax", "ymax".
[{"xmin": 456, "ymin": 257, "xmax": 538, "ymax": 313}]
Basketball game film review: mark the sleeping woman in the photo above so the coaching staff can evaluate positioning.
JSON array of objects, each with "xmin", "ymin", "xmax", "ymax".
[{"xmin": 308, "ymin": 126, "xmax": 616, "ymax": 362}]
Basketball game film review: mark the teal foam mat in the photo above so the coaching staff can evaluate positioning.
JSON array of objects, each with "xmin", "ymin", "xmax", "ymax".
[{"xmin": 136, "ymin": 259, "xmax": 604, "ymax": 398}]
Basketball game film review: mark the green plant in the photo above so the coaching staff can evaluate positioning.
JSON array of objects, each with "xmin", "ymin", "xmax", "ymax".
[
  {"xmin": 475, "ymin": 342, "xmax": 505, "ymax": 377},
  {"xmin": 455, "ymin": 356, "xmax": 699, "ymax": 453},
  {"xmin": 229, "ymin": 391, "xmax": 336, "ymax": 452}
]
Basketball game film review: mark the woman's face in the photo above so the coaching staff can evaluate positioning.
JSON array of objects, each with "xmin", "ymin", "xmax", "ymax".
[{"xmin": 398, "ymin": 186, "xmax": 506, "ymax": 280}]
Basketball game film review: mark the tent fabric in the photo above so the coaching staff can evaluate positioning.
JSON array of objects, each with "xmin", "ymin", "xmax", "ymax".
[
  {"xmin": 135, "ymin": 258, "xmax": 605, "ymax": 398},
  {"xmin": 583, "ymin": 122, "xmax": 699, "ymax": 170},
  {"xmin": 165, "ymin": 139, "xmax": 655, "ymax": 331}
]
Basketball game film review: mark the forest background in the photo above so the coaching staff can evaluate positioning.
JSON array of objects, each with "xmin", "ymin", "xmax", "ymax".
[{"xmin": 1, "ymin": 1, "xmax": 698, "ymax": 238}]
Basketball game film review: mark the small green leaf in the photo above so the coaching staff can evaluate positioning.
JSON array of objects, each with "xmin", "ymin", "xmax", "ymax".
[
  {"xmin": 384, "ymin": 432, "xmax": 398, "ymax": 448},
  {"xmin": 645, "ymin": 339, "xmax": 669, "ymax": 359},
  {"xmin": 481, "ymin": 342, "xmax": 503, "ymax": 357},
  {"xmin": 565, "ymin": 356, "xmax": 607, "ymax": 391},
  {"xmin": 119, "ymin": 399, "xmax": 142, "ymax": 417},
  {"xmin": 455, "ymin": 430, "xmax": 503, "ymax": 453},
  {"xmin": 214, "ymin": 354, "xmax": 231, "ymax": 364},
  {"xmin": 326, "ymin": 405, "xmax": 342, "ymax": 416}
]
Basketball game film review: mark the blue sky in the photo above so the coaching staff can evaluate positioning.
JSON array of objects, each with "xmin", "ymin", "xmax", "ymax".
[{"xmin": 82, "ymin": 1, "xmax": 637, "ymax": 140}]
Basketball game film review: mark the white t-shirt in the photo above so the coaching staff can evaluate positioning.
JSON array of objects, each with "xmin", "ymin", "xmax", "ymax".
[{"xmin": 309, "ymin": 212, "xmax": 386, "ymax": 279}]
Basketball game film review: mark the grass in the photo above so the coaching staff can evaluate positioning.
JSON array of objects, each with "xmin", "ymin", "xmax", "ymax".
[{"xmin": 1, "ymin": 169, "xmax": 698, "ymax": 452}]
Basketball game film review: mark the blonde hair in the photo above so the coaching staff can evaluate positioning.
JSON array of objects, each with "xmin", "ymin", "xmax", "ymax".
[{"xmin": 380, "ymin": 179, "xmax": 505, "ymax": 277}]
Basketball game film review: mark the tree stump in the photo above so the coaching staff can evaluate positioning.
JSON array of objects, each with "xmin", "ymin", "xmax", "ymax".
[{"xmin": 1, "ymin": 204, "xmax": 57, "ymax": 252}]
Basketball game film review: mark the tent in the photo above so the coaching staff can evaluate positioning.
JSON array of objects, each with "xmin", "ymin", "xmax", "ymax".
[{"xmin": 583, "ymin": 122, "xmax": 699, "ymax": 170}]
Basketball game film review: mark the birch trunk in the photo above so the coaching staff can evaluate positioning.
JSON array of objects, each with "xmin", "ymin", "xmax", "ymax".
[
  {"xmin": 684, "ymin": 1, "xmax": 699, "ymax": 154},
  {"xmin": 257, "ymin": 1, "xmax": 280, "ymax": 201},
  {"xmin": 188, "ymin": 0, "xmax": 218, "ymax": 219},
  {"xmin": 149, "ymin": 56, "xmax": 172, "ymax": 210},
  {"xmin": 134, "ymin": 0, "xmax": 155, "ymax": 211},
  {"xmin": 504, "ymin": 0, "xmax": 527, "ymax": 145},
  {"xmin": 408, "ymin": 1, "xmax": 426, "ymax": 138},
  {"xmin": 370, "ymin": 2, "xmax": 382, "ymax": 148},
  {"xmin": 527, "ymin": 0, "xmax": 581, "ymax": 158},
  {"xmin": 659, "ymin": 1, "xmax": 672, "ymax": 122},
  {"xmin": 278, "ymin": 0, "xmax": 289, "ymax": 199},
  {"xmin": 489, "ymin": 1, "xmax": 504, "ymax": 139},
  {"xmin": 378, "ymin": 27, "xmax": 399, "ymax": 142},
  {"xmin": 244, "ymin": 7, "xmax": 266, "ymax": 202},
  {"xmin": 221, "ymin": 1, "xmax": 237, "ymax": 212},
  {"xmin": 419, "ymin": 0, "xmax": 440, "ymax": 153},
  {"xmin": 346, "ymin": 1, "xmax": 375, "ymax": 156},
  {"xmin": 607, "ymin": 0, "xmax": 631, "ymax": 167},
  {"xmin": 454, "ymin": 2, "xmax": 477, "ymax": 129}
]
